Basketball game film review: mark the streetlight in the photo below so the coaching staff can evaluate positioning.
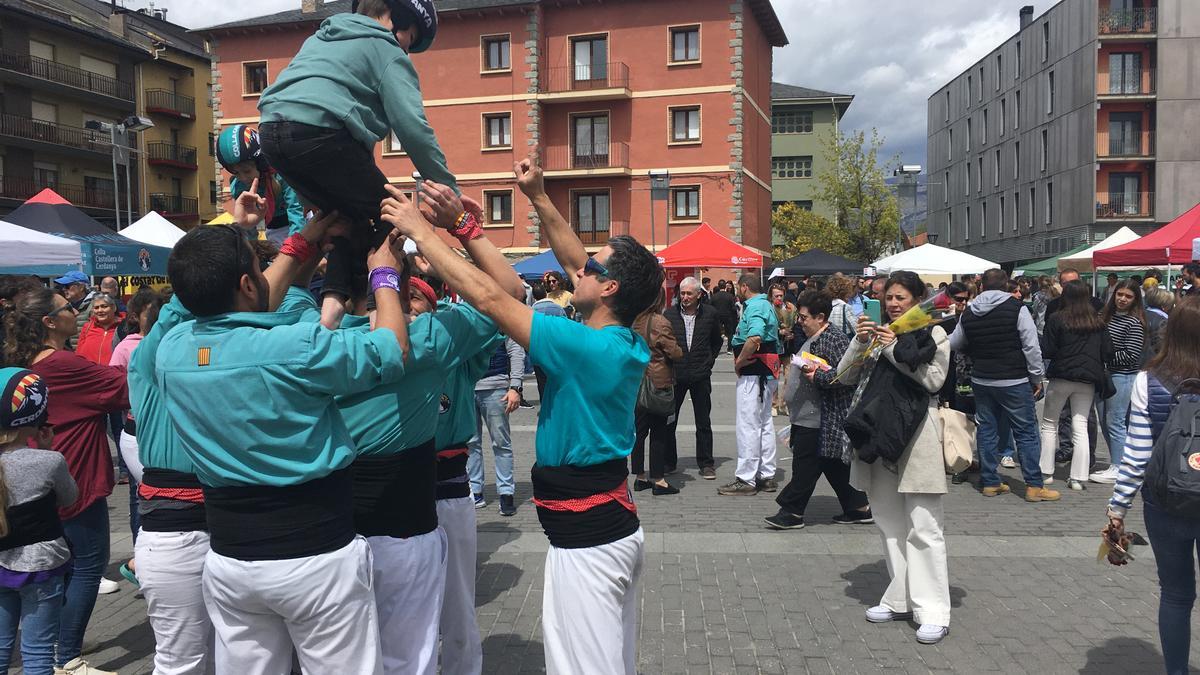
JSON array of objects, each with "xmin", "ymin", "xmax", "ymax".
[
  {"xmin": 85, "ymin": 115, "xmax": 154, "ymax": 230},
  {"xmin": 927, "ymin": 232, "xmax": 939, "ymax": 245},
  {"xmin": 893, "ymin": 164, "xmax": 922, "ymax": 251}
]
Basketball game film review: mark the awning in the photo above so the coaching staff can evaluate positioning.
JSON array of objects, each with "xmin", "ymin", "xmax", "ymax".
[
  {"xmin": 1094, "ymin": 202, "xmax": 1200, "ymax": 267},
  {"xmin": 654, "ymin": 223, "xmax": 763, "ymax": 268},
  {"xmin": 774, "ymin": 248, "xmax": 864, "ymax": 276},
  {"xmin": 1056, "ymin": 226, "xmax": 1141, "ymax": 272},
  {"xmin": 512, "ymin": 249, "xmax": 565, "ymax": 280},
  {"xmin": 122, "ymin": 211, "xmax": 188, "ymax": 249},
  {"xmin": 872, "ymin": 243, "xmax": 997, "ymax": 276},
  {"xmin": 0, "ymin": 219, "xmax": 82, "ymax": 275}
]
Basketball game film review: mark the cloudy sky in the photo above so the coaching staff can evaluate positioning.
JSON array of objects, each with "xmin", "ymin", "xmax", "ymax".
[{"xmin": 148, "ymin": 0, "xmax": 1041, "ymax": 170}]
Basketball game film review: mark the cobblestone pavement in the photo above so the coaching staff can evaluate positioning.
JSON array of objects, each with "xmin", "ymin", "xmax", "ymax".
[{"xmin": 30, "ymin": 357, "xmax": 1198, "ymax": 674}]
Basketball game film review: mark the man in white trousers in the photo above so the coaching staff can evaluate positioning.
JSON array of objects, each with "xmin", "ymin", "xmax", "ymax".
[
  {"xmin": 382, "ymin": 158, "xmax": 663, "ymax": 675},
  {"xmin": 719, "ymin": 273, "xmax": 782, "ymax": 496},
  {"xmin": 157, "ymin": 219, "xmax": 410, "ymax": 674}
]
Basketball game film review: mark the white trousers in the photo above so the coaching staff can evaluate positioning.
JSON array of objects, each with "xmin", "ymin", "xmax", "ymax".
[
  {"xmin": 369, "ymin": 528, "xmax": 448, "ymax": 675},
  {"xmin": 735, "ymin": 375, "xmax": 778, "ymax": 483},
  {"xmin": 1039, "ymin": 378, "xmax": 1095, "ymax": 481},
  {"xmin": 202, "ymin": 536, "xmax": 383, "ymax": 675},
  {"xmin": 436, "ymin": 497, "xmax": 482, "ymax": 675},
  {"xmin": 866, "ymin": 468, "xmax": 951, "ymax": 627},
  {"xmin": 543, "ymin": 528, "xmax": 644, "ymax": 675},
  {"xmin": 136, "ymin": 529, "xmax": 214, "ymax": 675}
]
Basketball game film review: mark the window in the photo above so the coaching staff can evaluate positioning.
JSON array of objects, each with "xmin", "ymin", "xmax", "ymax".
[
  {"xmin": 996, "ymin": 54, "xmax": 1003, "ymax": 88},
  {"xmin": 977, "ymin": 156, "xmax": 983, "ymax": 192},
  {"xmin": 1014, "ymin": 89, "xmax": 1021, "ymax": 128},
  {"xmin": 670, "ymin": 186, "xmax": 701, "ymax": 221},
  {"xmin": 484, "ymin": 113, "xmax": 512, "ymax": 148},
  {"xmin": 994, "ymin": 149, "xmax": 1000, "ymax": 186},
  {"xmin": 948, "ymin": 128, "xmax": 954, "ymax": 160},
  {"xmin": 572, "ymin": 190, "xmax": 611, "ymax": 243},
  {"xmin": 772, "ymin": 110, "xmax": 813, "ymax": 134},
  {"xmin": 670, "ymin": 25, "xmax": 700, "ymax": 63},
  {"xmin": 772, "ymin": 156, "xmax": 812, "ymax": 179},
  {"xmin": 385, "ymin": 131, "xmax": 405, "ymax": 155},
  {"xmin": 982, "ymin": 108, "xmax": 988, "ymax": 144},
  {"xmin": 966, "ymin": 118, "xmax": 972, "ymax": 151},
  {"xmin": 572, "ymin": 114, "xmax": 609, "ymax": 166},
  {"xmin": 1013, "ymin": 191, "xmax": 1020, "ymax": 231},
  {"xmin": 572, "ymin": 36, "xmax": 608, "ymax": 83},
  {"xmin": 1046, "ymin": 182, "xmax": 1053, "ymax": 225},
  {"xmin": 1110, "ymin": 111, "xmax": 1143, "ymax": 155},
  {"xmin": 999, "ymin": 195, "xmax": 1006, "ymax": 234},
  {"xmin": 1047, "ymin": 71, "xmax": 1055, "ymax": 114},
  {"xmin": 1016, "ymin": 40, "xmax": 1022, "ymax": 78},
  {"xmin": 947, "ymin": 211, "xmax": 953, "ymax": 244},
  {"xmin": 944, "ymin": 171, "xmax": 950, "ymax": 205},
  {"xmin": 33, "ymin": 161, "xmax": 58, "ymax": 188},
  {"xmin": 28, "ymin": 39, "xmax": 54, "ymax": 62},
  {"xmin": 1040, "ymin": 129, "xmax": 1047, "ymax": 171},
  {"xmin": 1014, "ymin": 141, "xmax": 1020, "ymax": 180},
  {"xmin": 30, "ymin": 100, "xmax": 57, "ymax": 123},
  {"xmin": 1028, "ymin": 186, "xmax": 1036, "ymax": 228},
  {"xmin": 208, "ymin": 132, "xmax": 215, "ymax": 156},
  {"xmin": 243, "ymin": 61, "xmax": 267, "ymax": 95},
  {"xmin": 965, "ymin": 163, "xmax": 971, "ymax": 196},
  {"xmin": 1000, "ymin": 98, "xmax": 1006, "ymax": 135},
  {"xmin": 1109, "ymin": 172, "xmax": 1142, "ymax": 215},
  {"xmin": 210, "ymin": 181, "xmax": 218, "ymax": 205},
  {"xmin": 484, "ymin": 190, "xmax": 513, "ymax": 225},
  {"xmin": 945, "ymin": 90, "xmax": 950, "ymax": 122},
  {"xmin": 774, "ymin": 200, "xmax": 813, "ymax": 211},
  {"xmin": 1042, "ymin": 22, "xmax": 1050, "ymax": 62},
  {"xmin": 965, "ymin": 206, "xmax": 971, "ymax": 240},
  {"xmin": 670, "ymin": 106, "xmax": 701, "ymax": 143},
  {"xmin": 966, "ymin": 75, "xmax": 972, "ymax": 107},
  {"xmin": 978, "ymin": 66, "xmax": 985, "ymax": 101},
  {"xmin": 1109, "ymin": 52, "xmax": 1142, "ymax": 94},
  {"xmin": 79, "ymin": 55, "xmax": 116, "ymax": 78},
  {"xmin": 982, "ymin": 200, "xmax": 988, "ymax": 238},
  {"xmin": 482, "ymin": 35, "xmax": 511, "ymax": 71}
]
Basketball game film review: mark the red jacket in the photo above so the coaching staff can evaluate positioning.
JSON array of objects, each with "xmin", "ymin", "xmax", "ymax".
[
  {"xmin": 30, "ymin": 351, "xmax": 129, "ymax": 520},
  {"xmin": 74, "ymin": 318, "xmax": 123, "ymax": 366}
]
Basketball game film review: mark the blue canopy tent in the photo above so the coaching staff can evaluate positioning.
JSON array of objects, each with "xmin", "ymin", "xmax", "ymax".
[
  {"xmin": 512, "ymin": 249, "xmax": 565, "ymax": 280},
  {"xmin": 5, "ymin": 189, "xmax": 170, "ymax": 276}
]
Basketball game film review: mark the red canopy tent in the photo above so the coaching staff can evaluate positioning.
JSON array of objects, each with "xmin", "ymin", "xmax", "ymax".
[
  {"xmin": 654, "ymin": 223, "xmax": 763, "ymax": 268},
  {"xmin": 1094, "ymin": 201, "xmax": 1200, "ymax": 267}
]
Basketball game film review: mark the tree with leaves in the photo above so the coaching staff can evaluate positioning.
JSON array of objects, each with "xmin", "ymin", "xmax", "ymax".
[
  {"xmin": 771, "ymin": 203, "xmax": 851, "ymax": 260},
  {"xmin": 816, "ymin": 129, "xmax": 902, "ymax": 263}
]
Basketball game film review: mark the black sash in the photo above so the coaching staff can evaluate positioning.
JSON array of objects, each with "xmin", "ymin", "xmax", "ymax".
[
  {"xmin": 0, "ymin": 493, "xmax": 62, "ymax": 552},
  {"xmin": 351, "ymin": 439, "xmax": 438, "ymax": 539}
]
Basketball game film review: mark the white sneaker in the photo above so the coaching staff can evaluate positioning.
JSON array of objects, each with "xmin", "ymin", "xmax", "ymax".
[
  {"xmin": 916, "ymin": 624, "xmax": 950, "ymax": 644},
  {"xmin": 1068, "ymin": 479, "xmax": 1085, "ymax": 491},
  {"xmin": 1089, "ymin": 465, "xmax": 1120, "ymax": 484},
  {"xmin": 865, "ymin": 605, "xmax": 913, "ymax": 623},
  {"xmin": 96, "ymin": 577, "xmax": 119, "ymax": 595},
  {"xmin": 55, "ymin": 657, "xmax": 117, "ymax": 675},
  {"xmin": 1000, "ymin": 456, "xmax": 1017, "ymax": 469},
  {"xmin": 1042, "ymin": 474, "xmax": 1054, "ymax": 485}
]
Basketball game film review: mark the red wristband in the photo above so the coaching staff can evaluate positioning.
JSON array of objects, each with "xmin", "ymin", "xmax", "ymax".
[
  {"xmin": 280, "ymin": 234, "xmax": 317, "ymax": 263},
  {"xmin": 451, "ymin": 212, "xmax": 484, "ymax": 242}
]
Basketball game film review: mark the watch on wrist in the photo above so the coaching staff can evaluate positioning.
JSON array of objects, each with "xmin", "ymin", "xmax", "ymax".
[{"xmin": 509, "ymin": 385, "xmax": 522, "ymax": 393}]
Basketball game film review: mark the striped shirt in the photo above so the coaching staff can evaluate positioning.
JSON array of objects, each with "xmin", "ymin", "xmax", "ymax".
[
  {"xmin": 1108, "ymin": 372, "xmax": 1153, "ymax": 517},
  {"xmin": 1107, "ymin": 313, "xmax": 1145, "ymax": 374}
]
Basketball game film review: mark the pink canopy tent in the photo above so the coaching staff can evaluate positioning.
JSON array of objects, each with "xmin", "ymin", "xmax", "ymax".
[{"xmin": 1093, "ymin": 201, "xmax": 1200, "ymax": 267}]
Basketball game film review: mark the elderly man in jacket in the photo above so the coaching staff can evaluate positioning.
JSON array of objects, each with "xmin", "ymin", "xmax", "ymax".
[{"xmin": 664, "ymin": 277, "xmax": 724, "ymax": 479}]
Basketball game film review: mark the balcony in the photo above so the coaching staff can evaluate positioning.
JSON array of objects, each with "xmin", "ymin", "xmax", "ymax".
[
  {"xmin": 145, "ymin": 89, "xmax": 196, "ymax": 120},
  {"xmin": 574, "ymin": 220, "xmax": 629, "ymax": 246},
  {"xmin": 1097, "ymin": 192, "xmax": 1154, "ymax": 219},
  {"xmin": 1099, "ymin": 67, "xmax": 1155, "ymax": 97},
  {"xmin": 0, "ymin": 49, "xmax": 133, "ymax": 103},
  {"xmin": 0, "ymin": 114, "xmax": 110, "ymax": 157},
  {"xmin": 147, "ymin": 141, "xmax": 198, "ymax": 170},
  {"xmin": 1100, "ymin": 131, "xmax": 1155, "ymax": 159},
  {"xmin": 542, "ymin": 62, "xmax": 631, "ymax": 102},
  {"xmin": 0, "ymin": 176, "xmax": 116, "ymax": 210},
  {"xmin": 1098, "ymin": 7, "xmax": 1157, "ymax": 36},
  {"xmin": 543, "ymin": 142, "xmax": 630, "ymax": 176},
  {"xmin": 150, "ymin": 193, "xmax": 199, "ymax": 217}
]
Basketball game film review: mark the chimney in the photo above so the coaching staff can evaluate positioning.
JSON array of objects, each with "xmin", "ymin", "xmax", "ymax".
[
  {"xmin": 301, "ymin": 0, "xmax": 320, "ymax": 13},
  {"xmin": 1019, "ymin": 5, "xmax": 1034, "ymax": 30}
]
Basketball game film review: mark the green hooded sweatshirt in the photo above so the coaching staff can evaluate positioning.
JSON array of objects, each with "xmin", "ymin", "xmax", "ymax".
[{"xmin": 258, "ymin": 13, "xmax": 457, "ymax": 193}]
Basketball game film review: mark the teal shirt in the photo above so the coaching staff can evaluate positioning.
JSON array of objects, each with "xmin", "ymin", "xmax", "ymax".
[
  {"xmin": 258, "ymin": 14, "xmax": 458, "ymax": 193},
  {"xmin": 128, "ymin": 297, "xmax": 195, "ymax": 474},
  {"xmin": 433, "ymin": 301, "xmax": 501, "ymax": 449},
  {"xmin": 155, "ymin": 309, "xmax": 405, "ymax": 487},
  {"xmin": 732, "ymin": 294, "xmax": 779, "ymax": 349},
  {"xmin": 528, "ymin": 313, "xmax": 649, "ymax": 467},
  {"xmin": 230, "ymin": 174, "xmax": 305, "ymax": 235},
  {"xmin": 339, "ymin": 304, "xmax": 499, "ymax": 455}
]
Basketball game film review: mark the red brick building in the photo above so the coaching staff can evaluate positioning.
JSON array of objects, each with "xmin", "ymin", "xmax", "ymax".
[{"xmin": 199, "ymin": 0, "xmax": 786, "ymax": 255}]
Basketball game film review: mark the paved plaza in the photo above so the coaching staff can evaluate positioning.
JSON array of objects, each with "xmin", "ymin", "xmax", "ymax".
[{"xmin": 39, "ymin": 356, "xmax": 1199, "ymax": 674}]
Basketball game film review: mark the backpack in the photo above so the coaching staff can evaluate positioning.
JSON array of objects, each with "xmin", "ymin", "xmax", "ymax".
[
  {"xmin": 1144, "ymin": 376, "xmax": 1200, "ymax": 520},
  {"xmin": 831, "ymin": 301, "xmax": 855, "ymax": 338}
]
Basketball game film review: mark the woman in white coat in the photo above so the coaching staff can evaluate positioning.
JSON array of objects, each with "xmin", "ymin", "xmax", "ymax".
[{"xmin": 836, "ymin": 270, "xmax": 951, "ymax": 645}]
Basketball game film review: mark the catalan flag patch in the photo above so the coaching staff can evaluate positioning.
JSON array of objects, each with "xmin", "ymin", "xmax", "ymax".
[{"xmin": 197, "ymin": 347, "xmax": 211, "ymax": 367}]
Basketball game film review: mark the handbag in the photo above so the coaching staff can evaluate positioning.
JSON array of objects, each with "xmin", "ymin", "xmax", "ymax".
[
  {"xmin": 935, "ymin": 405, "xmax": 974, "ymax": 474},
  {"xmin": 635, "ymin": 318, "xmax": 676, "ymax": 417}
]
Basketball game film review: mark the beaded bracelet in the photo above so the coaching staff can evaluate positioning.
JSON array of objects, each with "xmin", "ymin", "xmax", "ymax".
[
  {"xmin": 279, "ymin": 234, "xmax": 318, "ymax": 263},
  {"xmin": 369, "ymin": 266, "xmax": 402, "ymax": 294}
]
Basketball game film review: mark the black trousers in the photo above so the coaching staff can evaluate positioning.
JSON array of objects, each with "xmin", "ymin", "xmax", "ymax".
[
  {"xmin": 258, "ymin": 121, "xmax": 392, "ymax": 300},
  {"xmin": 664, "ymin": 379, "xmax": 714, "ymax": 470},
  {"xmin": 631, "ymin": 410, "xmax": 670, "ymax": 480},
  {"xmin": 776, "ymin": 426, "xmax": 869, "ymax": 517}
]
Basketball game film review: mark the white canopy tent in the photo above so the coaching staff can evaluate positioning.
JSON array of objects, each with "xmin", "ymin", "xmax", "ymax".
[
  {"xmin": 1056, "ymin": 226, "xmax": 1141, "ymax": 273},
  {"xmin": 871, "ymin": 244, "xmax": 998, "ymax": 276},
  {"xmin": 0, "ymin": 219, "xmax": 82, "ymax": 273},
  {"xmin": 122, "ymin": 211, "xmax": 187, "ymax": 249}
]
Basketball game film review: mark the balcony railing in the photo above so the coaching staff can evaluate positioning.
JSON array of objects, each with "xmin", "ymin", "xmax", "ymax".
[
  {"xmin": 150, "ymin": 193, "xmax": 199, "ymax": 216},
  {"xmin": 544, "ymin": 62, "xmax": 630, "ymax": 95},
  {"xmin": 544, "ymin": 142, "xmax": 630, "ymax": 172},
  {"xmin": 145, "ymin": 89, "xmax": 196, "ymax": 119},
  {"xmin": 147, "ymin": 141, "xmax": 198, "ymax": 169},
  {"xmin": 1103, "ymin": 131, "xmax": 1155, "ymax": 158},
  {"xmin": 0, "ymin": 175, "xmax": 116, "ymax": 210},
  {"xmin": 0, "ymin": 113, "xmax": 110, "ymax": 154},
  {"xmin": 0, "ymin": 49, "xmax": 133, "ymax": 101},
  {"xmin": 574, "ymin": 220, "xmax": 629, "ymax": 245},
  {"xmin": 1101, "ymin": 67, "xmax": 1155, "ymax": 95},
  {"xmin": 1097, "ymin": 192, "xmax": 1154, "ymax": 219},
  {"xmin": 1098, "ymin": 7, "xmax": 1157, "ymax": 35}
]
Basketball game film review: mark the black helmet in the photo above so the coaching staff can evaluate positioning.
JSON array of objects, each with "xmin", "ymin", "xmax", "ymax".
[{"xmin": 351, "ymin": 0, "xmax": 438, "ymax": 53}]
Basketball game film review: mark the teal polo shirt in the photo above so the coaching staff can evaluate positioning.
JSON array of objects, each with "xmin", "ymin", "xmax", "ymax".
[
  {"xmin": 128, "ymin": 297, "xmax": 194, "ymax": 474},
  {"xmin": 433, "ymin": 300, "xmax": 501, "ymax": 450}
]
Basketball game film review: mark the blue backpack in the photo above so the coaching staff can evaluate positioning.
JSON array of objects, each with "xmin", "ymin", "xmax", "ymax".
[{"xmin": 1145, "ymin": 376, "xmax": 1200, "ymax": 520}]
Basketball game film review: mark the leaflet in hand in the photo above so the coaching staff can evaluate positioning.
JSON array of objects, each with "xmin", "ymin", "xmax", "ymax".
[{"xmin": 798, "ymin": 351, "xmax": 831, "ymax": 371}]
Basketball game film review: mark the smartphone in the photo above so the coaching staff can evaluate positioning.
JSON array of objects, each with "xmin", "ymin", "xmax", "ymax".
[{"xmin": 864, "ymin": 298, "xmax": 882, "ymax": 325}]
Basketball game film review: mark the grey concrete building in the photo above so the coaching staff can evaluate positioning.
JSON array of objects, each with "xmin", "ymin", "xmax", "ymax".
[{"xmin": 926, "ymin": 0, "xmax": 1200, "ymax": 265}]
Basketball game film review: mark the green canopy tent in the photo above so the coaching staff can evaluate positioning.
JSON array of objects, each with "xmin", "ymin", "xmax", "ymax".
[{"xmin": 1015, "ymin": 243, "xmax": 1091, "ymax": 276}]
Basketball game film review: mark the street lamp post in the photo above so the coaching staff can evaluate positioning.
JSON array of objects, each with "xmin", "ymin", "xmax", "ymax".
[
  {"xmin": 86, "ymin": 115, "xmax": 153, "ymax": 230},
  {"xmin": 893, "ymin": 164, "xmax": 922, "ymax": 251}
]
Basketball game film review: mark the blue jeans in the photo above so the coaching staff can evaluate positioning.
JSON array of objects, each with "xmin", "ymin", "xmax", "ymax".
[
  {"xmin": 1101, "ymin": 371, "xmax": 1138, "ymax": 464},
  {"xmin": 0, "ymin": 575, "xmax": 65, "ymax": 675},
  {"xmin": 467, "ymin": 388, "xmax": 514, "ymax": 496},
  {"xmin": 974, "ymin": 382, "xmax": 1043, "ymax": 488},
  {"xmin": 58, "ymin": 498, "xmax": 109, "ymax": 665},
  {"xmin": 1143, "ymin": 500, "xmax": 1199, "ymax": 675}
]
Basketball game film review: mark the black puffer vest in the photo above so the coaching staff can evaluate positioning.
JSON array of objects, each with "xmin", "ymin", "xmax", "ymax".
[{"xmin": 959, "ymin": 296, "xmax": 1027, "ymax": 380}]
